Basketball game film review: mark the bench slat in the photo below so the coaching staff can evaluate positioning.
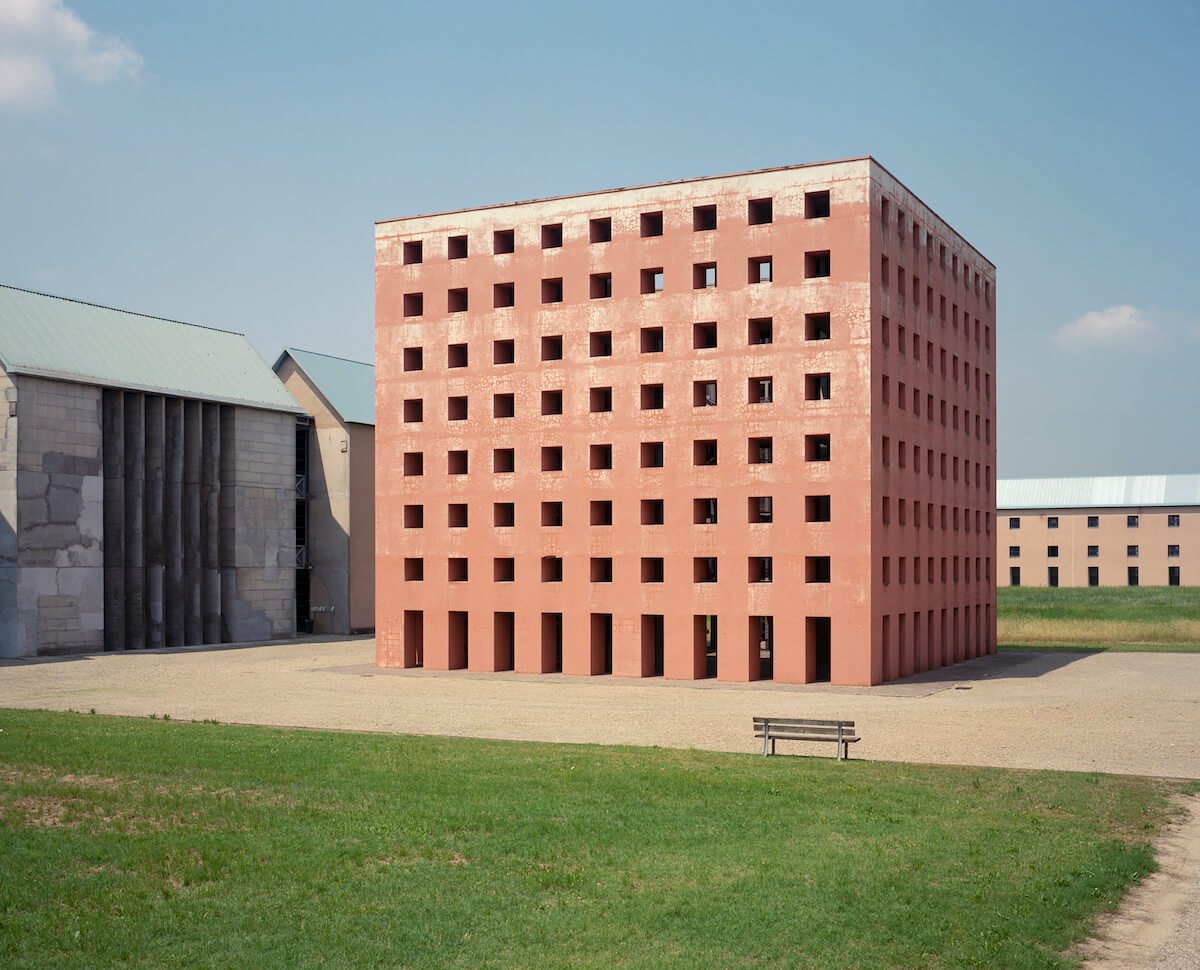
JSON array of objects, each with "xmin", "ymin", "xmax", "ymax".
[{"xmin": 752, "ymin": 717, "xmax": 854, "ymax": 728}]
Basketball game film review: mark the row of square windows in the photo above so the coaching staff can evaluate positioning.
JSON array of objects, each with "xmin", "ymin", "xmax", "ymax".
[
  {"xmin": 883, "ymin": 323, "xmax": 992, "ymax": 378},
  {"xmin": 882, "ymin": 499, "xmax": 994, "ymax": 534},
  {"xmin": 402, "ymin": 375, "xmax": 822, "ymax": 423},
  {"xmin": 880, "ymin": 257, "xmax": 991, "ymax": 311},
  {"xmin": 398, "ymin": 497, "xmax": 992, "ymax": 532},
  {"xmin": 398, "ymin": 195, "xmax": 830, "ymax": 266},
  {"xmin": 398, "ymin": 316, "xmax": 828, "ymax": 372},
  {"xmin": 399, "ymin": 436, "xmax": 831, "ymax": 475},
  {"xmin": 1009, "ymin": 545, "xmax": 1182, "ymax": 559},
  {"xmin": 1009, "ymin": 514, "xmax": 1184, "ymax": 529},
  {"xmin": 881, "ymin": 441, "xmax": 994, "ymax": 489},
  {"xmin": 398, "ymin": 254, "xmax": 831, "ymax": 317},
  {"xmin": 882, "ymin": 556, "xmax": 991, "ymax": 585},
  {"xmin": 881, "ymin": 390, "xmax": 991, "ymax": 440},
  {"xmin": 1011, "ymin": 567, "xmax": 1182, "ymax": 588},
  {"xmin": 401, "ymin": 555, "xmax": 830, "ymax": 584},
  {"xmin": 880, "ymin": 197, "xmax": 988, "ymax": 297}
]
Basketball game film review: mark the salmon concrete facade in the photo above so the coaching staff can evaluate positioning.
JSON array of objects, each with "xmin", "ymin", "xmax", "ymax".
[
  {"xmin": 998, "ymin": 475, "xmax": 1198, "ymax": 588},
  {"xmin": 274, "ymin": 349, "xmax": 376, "ymax": 634},
  {"xmin": 374, "ymin": 158, "xmax": 996, "ymax": 685}
]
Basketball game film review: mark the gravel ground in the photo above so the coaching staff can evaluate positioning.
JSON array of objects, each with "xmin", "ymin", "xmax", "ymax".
[{"xmin": 2, "ymin": 637, "xmax": 1198, "ymax": 966}]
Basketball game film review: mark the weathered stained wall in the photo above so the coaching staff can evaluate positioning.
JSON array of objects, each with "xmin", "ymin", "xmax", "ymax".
[
  {"xmin": 0, "ymin": 368, "xmax": 18, "ymax": 653},
  {"xmin": 218, "ymin": 406, "xmax": 296, "ymax": 641},
  {"xmin": 11, "ymin": 376, "xmax": 104, "ymax": 656}
]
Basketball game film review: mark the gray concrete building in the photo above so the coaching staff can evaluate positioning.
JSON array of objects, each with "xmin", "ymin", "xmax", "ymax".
[
  {"xmin": 273, "ymin": 348, "xmax": 375, "ymax": 635},
  {"xmin": 0, "ymin": 284, "xmax": 305, "ymax": 657}
]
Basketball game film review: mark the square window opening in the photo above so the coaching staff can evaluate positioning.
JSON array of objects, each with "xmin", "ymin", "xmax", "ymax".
[
  {"xmin": 590, "ymin": 558, "xmax": 613, "ymax": 583},
  {"xmin": 447, "ymin": 235, "xmax": 468, "ymax": 259},
  {"xmin": 805, "ymin": 556, "xmax": 831, "ymax": 583},
  {"xmin": 642, "ymin": 499, "xmax": 665, "ymax": 525},
  {"xmin": 447, "ymin": 396, "xmax": 468, "ymax": 421},
  {"xmin": 641, "ymin": 327, "xmax": 664, "ymax": 353},
  {"xmin": 641, "ymin": 268, "xmax": 664, "ymax": 294},
  {"xmin": 805, "ymin": 312, "xmax": 831, "ymax": 340},
  {"xmin": 805, "ymin": 373, "xmax": 831, "ymax": 400},
  {"xmin": 493, "ymin": 393, "xmax": 515, "ymax": 419},
  {"xmin": 640, "ymin": 211, "xmax": 663, "ymax": 237},
  {"xmin": 749, "ymin": 317, "xmax": 773, "ymax": 344},
  {"xmin": 448, "ymin": 503, "xmax": 468, "ymax": 528},
  {"xmin": 693, "ymin": 439, "xmax": 718, "ymax": 466},
  {"xmin": 804, "ymin": 434, "xmax": 830, "ymax": 462},
  {"xmin": 590, "ymin": 500, "xmax": 613, "ymax": 526},
  {"xmin": 447, "ymin": 287, "xmax": 468, "ymax": 312},
  {"xmin": 749, "ymin": 436, "xmax": 773, "ymax": 464},
  {"xmin": 541, "ymin": 389, "xmax": 563, "ymax": 415},
  {"xmin": 541, "ymin": 278, "xmax": 563, "ymax": 303},
  {"xmin": 693, "ymin": 380, "xmax": 717, "ymax": 407},
  {"xmin": 494, "ymin": 558, "xmax": 515, "ymax": 582},
  {"xmin": 589, "ymin": 387, "xmax": 613, "ymax": 412},
  {"xmin": 447, "ymin": 343, "xmax": 468, "ymax": 368},
  {"xmin": 589, "ymin": 273, "xmax": 612, "ymax": 299},
  {"xmin": 402, "ymin": 292, "xmax": 423, "ymax": 317},
  {"xmin": 402, "ymin": 399, "xmax": 423, "ymax": 423},
  {"xmin": 693, "ymin": 262, "xmax": 717, "ymax": 288},
  {"xmin": 694, "ymin": 322, "xmax": 718, "ymax": 349},
  {"xmin": 804, "ymin": 190, "xmax": 831, "ymax": 219},
  {"xmin": 590, "ymin": 444, "xmax": 613, "ymax": 470},
  {"xmin": 541, "ymin": 557, "xmax": 563, "ymax": 582},
  {"xmin": 493, "ymin": 282, "xmax": 515, "ymax": 308},
  {"xmin": 404, "ymin": 558, "xmax": 423, "ymax": 581},
  {"xmin": 541, "ymin": 334, "xmax": 563, "ymax": 361},
  {"xmin": 749, "ymin": 557, "xmax": 773, "ymax": 583},
  {"xmin": 641, "ymin": 558, "xmax": 664, "ymax": 583},
  {"xmin": 493, "ymin": 503, "xmax": 515, "ymax": 527},
  {"xmin": 694, "ymin": 557, "xmax": 718, "ymax": 582},
  {"xmin": 540, "ymin": 223, "xmax": 562, "ymax": 249},
  {"xmin": 403, "ymin": 452, "xmax": 423, "ymax": 476},
  {"xmin": 750, "ymin": 496, "xmax": 773, "ymax": 523},
  {"xmin": 402, "ymin": 346, "xmax": 423, "ymax": 371},
  {"xmin": 403, "ymin": 505, "xmax": 423, "ymax": 528},
  {"xmin": 749, "ymin": 377, "xmax": 773, "ymax": 404},
  {"xmin": 402, "ymin": 240, "xmax": 423, "ymax": 264},
  {"xmin": 641, "ymin": 384, "xmax": 664, "ymax": 410},
  {"xmin": 693, "ymin": 204, "xmax": 717, "ymax": 231},
  {"xmin": 749, "ymin": 256, "xmax": 773, "ymax": 283},
  {"xmin": 805, "ymin": 495, "xmax": 831, "ymax": 522},
  {"xmin": 541, "ymin": 501, "xmax": 563, "ymax": 527},
  {"xmin": 448, "ymin": 558, "xmax": 468, "ymax": 582},
  {"xmin": 589, "ymin": 331, "xmax": 613, "ymax": 357},
  {"xmin": 748, "ymin": 197, "xmax": 773, "ymax": 225},
  {"xmin": 588, "ymin": 217, "xmax": 612, "ymax": 243},
  {"xmin": 694, "ymin": 498, "xmax": 718, "ymax": 525},
  {"xmin": 493, "ymin": 339, "xmax": 515, "ymax": 364},
  {"xmin": 493, "ymin": 229, "xmax": 515, "ymax": 254},
  {"xmin": 541, "ymin": 446, "xmax": 563, "ymax": 472},
  {"xmin": 447, "ymin": 450, "xmax": 468, "ymax": 475},
  {"xmin": 640, "ymin": 441, "xmax": 664, "ymax": 468}
]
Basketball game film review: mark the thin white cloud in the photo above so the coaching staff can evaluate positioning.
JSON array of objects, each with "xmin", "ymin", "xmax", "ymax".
[
  {"xmin": 1054, "ymin": 305, "xmax": 1161, "ymax": 351},
  {"xmin": 0, "ymin": 0, "xmax": 141, "ymax": 108}
]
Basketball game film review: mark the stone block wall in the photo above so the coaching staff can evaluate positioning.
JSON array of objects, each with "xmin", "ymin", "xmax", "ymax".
[{"xmin": 9, "ymin": 376, "xmax": 104, "ymax": 657}]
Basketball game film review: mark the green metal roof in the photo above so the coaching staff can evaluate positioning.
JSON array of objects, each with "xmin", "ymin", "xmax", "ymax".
[
  {"xmin": 274, "ymin": 347, "xmax": 375, "ymax": 426},
  {"xmin": 0, "ymin": 284, "xmax": 304, "ymax": 413}
]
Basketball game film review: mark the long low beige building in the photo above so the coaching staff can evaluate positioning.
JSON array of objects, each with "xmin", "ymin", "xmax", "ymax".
[{"xmin": 997, "ymin": 475, "xmax": 1198, "ymax": 588}]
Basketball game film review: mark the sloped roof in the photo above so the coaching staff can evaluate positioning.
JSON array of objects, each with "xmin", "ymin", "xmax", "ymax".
[
  {"xmin": 274, "ymin": 347, "xmax": 374, "ymax": 426},
  {"xmin": 0, "ymin": 283, "xmax": 303, "ymax": 413},
  {"xmin": 998, "ymin": 475, "xmax": 1200, "ymax": 510}
]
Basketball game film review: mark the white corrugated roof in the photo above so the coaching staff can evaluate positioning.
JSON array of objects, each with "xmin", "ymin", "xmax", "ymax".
[
  {"xmin": 0, "ymin": 284, "xmax": 304, "ymax": 414},
  {"xmin": 997, "ymin": 475, "xmax": 1200, "ymax": 510}
]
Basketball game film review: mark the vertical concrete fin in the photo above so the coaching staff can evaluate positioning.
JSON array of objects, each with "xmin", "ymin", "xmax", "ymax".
[
  {"xmin": 102, "ymin": 389, "xmax": 125, "ymax": 651},
  {"xmin": 122, "ymin": 393, "xmax": 145, "ymax": 650},
  {"xmin": 200, "ymin": 402, "xmax": 221, "ymax": 644},
  {"xmin": 143, "ymin": 395, "xmax": 165, "ymax": 649},
  {"xmin": 163, "ymin": 397, "xmax": 184, "ymax": 647},
  {"xmin": 182, "ymin": 399, "xmax": 202, "ymax": 644}
]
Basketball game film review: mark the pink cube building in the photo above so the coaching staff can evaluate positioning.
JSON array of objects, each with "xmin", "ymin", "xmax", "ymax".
[{"xmin": 374, "ymin": 157, "xmax": 996, "ymax": 685}]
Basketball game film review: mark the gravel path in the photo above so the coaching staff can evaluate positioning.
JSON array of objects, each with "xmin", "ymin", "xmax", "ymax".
[{"xmin": 2, "ymin": 638, "xmax": 1198, "ymax": 966}]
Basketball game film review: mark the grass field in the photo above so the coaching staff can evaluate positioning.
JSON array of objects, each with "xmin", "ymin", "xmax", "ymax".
[
  {"xmin": 997, "ymin": 586, "xmax": 1200, "ymax": 651},
  {"xmin": 0, "ymin": 709, "xmax": 1189, "ymax": 969}
]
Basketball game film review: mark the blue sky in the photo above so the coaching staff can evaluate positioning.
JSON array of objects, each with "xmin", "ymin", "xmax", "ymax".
[{"xmin": 1, "ymin": 0, "xmax": 1197, "ymax": 477}]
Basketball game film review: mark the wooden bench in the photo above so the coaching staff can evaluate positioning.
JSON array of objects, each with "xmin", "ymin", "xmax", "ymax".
[{"xmin": 753, "ymin": 717, "xmax": 860, "ymax": 761}]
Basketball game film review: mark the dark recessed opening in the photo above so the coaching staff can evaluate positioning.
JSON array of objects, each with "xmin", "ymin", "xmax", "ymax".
[
  {"xmin": 641, "ymin": 384, "xmax": 664, "ymax": 410},
  {"xmin": 589, "ymin": 217, "xmax": 612, "ymax": 243},
  {"xmin": 640, "ymin": 327, "xmax": 664, "ymax": 353},
  {"xmin": 693, "ymin": 439, "xmax": 717, "ymax": 466},
  {"xmin": 447, "ymin": 450, "xmax": 468, "ymax": 475},
  {"xmin": 404, "ymin": 558, "xmax": 423, "ymax": 581},
  {"xmin": 494, "ymin": 558, "xmax": 515, "ymax": 582},
  {"xmin": 748, "ymin": 317, "xmax": 773, "ymax": 345},
  {"xmin": 693, "ymin": 204, "xmax": 717, "ymax": 231},
  {"xmin": 448, "ymin": 235, "xmax": 467, "ymax": 259},
  {"xmin": 805, "ymin": 190, "xmax": 831, "ymax": 218},
  {"xmin": 693, "ymin": 322, "xmax": 717, "ymax": 349},
  {"xmin": 805, "ymin": 313, "xmax": 831, "ymax": 340},
  {"xmin": 494, "ymin": 502, "xmax": 515, "ymax": 527},
  {"xmin": 403, "ymin": 504, "xmax": 423, "ymax": 528},
  {"xmin": 641, "ymin": 559, "xmax": 664, "ymax": 583},
  {"xmin": 589, "ymin": 387, "xmax": 612, "ymax": 412},
  {"xmin": 493, "ymin": 339, "xmax": 515, "ymax": 364},
  {"xmin": 805, "ymin": 434, "xmax": 831, "ymax": 461},
  {"xmin": 589, "ymin": 331, "xmax": 612, "ymax": 357},
  {"xmin": 541, "ymin": 501, "xmax": 563, "ymax": 527},
  {"xmin": 750, "ymin": 496, "xmax": 773, "ymax": 523},
  {"xmin": 541, "ymin": 389, "xmax": 563, "ymax": 415},
  {"xmin": 447, "ymin": 343, "xmax": 468, "ymax": 368},
  {"xmin": 805, "ymin": 373, "xmax": 831, "ymax": 400},
  {"xmin": 402, "ymin": 240, "xmax": 423, "ymax": 264},
  {"xmin": 403, "ymin": 292, "xmax": 423, "ymax": 317},
  {"xmin": 493, "ymin": 229, "xmax": 515, "ymax": 254},
  {"xmin": 493, "ymin": 448, "xmax": 514, "ymax": 473},
  {"xmin": 640, "ymin": 267, "xmax": 664, "ymax": 294},
  {"xmin": 402, "ymin": 399, "xmax": 423, "ymax": 422},
  {"xmin": 694, "ymin": 557, "xmax": 718, "ymax": 582},
  {"xmin": 693, "ymin": 263, "xmax": 717, "ymax": 288},
  {"xmin": 805, "ymin": 556, "xmax": 831, "ymax": 583},
  {"xmin": 403, "ymin": 452, "xmax": 423, "ymax": 476},
  {"xmin": 541, "ymin": 223, "xmax": 562, "ymax": 249},
  {"xmin": 448, "ymin": 558, "xmax": 468, "ymax": 582},
  {"xmin": 493, "ymin": 282, "xmax": 515, "ymax": 308},
  {"xmin": 447, "ymin": 287, "xmax": 468, "ymax": 312},
  {"xmin": 749, "ymin": 377, "xmax": 772, "ymax": 404},
  {"xmin": 749, "ymin": 256, "xmax": 772, "ymax": 283},
  {"xmin": 590, "ymin": 558, "xmax": 613, "ymax": 583},
  {"xmin": 749, "ymin": 557, "xmax": 773, "ymax": 583},
  {"xmin": 640, "ymin": 441, "xmax": 664, "ymax": 468},
  {"xmin": 641, "ymin": 499, "xmax": 664, "ymax": 525},
  {"xmin": 448, "ymin": 503, "xmax": 468, "ymax": 527},
  {"xmin": 541, "ymin": 446, "xmax": 563, "ymax": 472},
  {"xmin": 590, "ymin": 444, "xmax": 613, "ymax": 470},
  {"xmin": 805, "ymin": 495, "xmax": 831, "ymax": 522},
  {"xmin": 447, "ymin": 396, "xmax": 467, "ymax": 421},
  {"xmin": 749, "ymin": 437, "xmax": 773, "ymax": 464},
  {"xmin": 694, "ymin": 498, "xmax": 718, "ymax": 525},
  {"xmin": 402, "ymin": 347, "xmax": 423, "ymax": 371},
  {"xmin": 805, "ymin": 251, "xmax": 831, "ymax": 278},
  {"xmin": 541, "ymin": 278, "xmax": 563, "ymax": 303},
  {"xmin": 590, "ymin": 500, "xmax": 613, "ymax": 526},
  {"xmin": 748, "ymin": 197, "xmax": 773, "ymax": 225},
  {"xmin": 493, "ymin": 393, "xmax": 515, "ymax": 418},
  {"xmin": 589, "ymin": 273, "xmax": 612, "ymax": 299},
  {"xmin": 541, "ymin": 557, "xmax": 563, "ymax": 582},
  {"xmin": 641, "ymin": 211, "xmax": 663, "ymax": 236},
  {"xmin": 693, "ymin": 380, "xmax": 717, "ymax": 407},
  {"xmin": 541, "ymin": 334, "xmax": 563, "ymax": 360}
]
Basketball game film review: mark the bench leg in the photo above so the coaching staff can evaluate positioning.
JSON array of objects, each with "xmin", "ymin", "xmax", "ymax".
[
  {"xmin": 836, "ymin": 725, "xmax": 843, "ymax": 761},
  {"xmin": 763, "ymin": 728, "xmax": 770, "ymax": 757}
]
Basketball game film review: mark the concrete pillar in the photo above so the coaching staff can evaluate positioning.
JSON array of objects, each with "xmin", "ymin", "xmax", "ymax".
[
  {"xmin": 102, "ymin": 390, "xmax": 125, "ymax": 651},
  {"xmin": 122, "ymin": 394, "xmax": 145, "ymax": 650},
  {"xmin": 200, "ymin": 402, "xmax": 221, "ymax": 644},
  {"xmin": 182, "ymin": 400, "xmax": 202, "ymax": 645},
  {"xmin": 163, "ymin": 397, "xmax": 184, "ymax": 647},
  {"xmin": 143, "ymin": 396, "xmax": 165, "ymax": 649},
  {"xmin": 218, "ymin": 406, "xmax": 235, "ymax": 642}
]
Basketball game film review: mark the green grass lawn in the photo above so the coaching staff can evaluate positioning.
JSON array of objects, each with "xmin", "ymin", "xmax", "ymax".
[
  {"xmin": 997, "ymin": 586, "xmax": 1200, "ymax": 652},
  {"xmin": 0, "ymin": 710, "xmax": 1189, "ymax": 970}
]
